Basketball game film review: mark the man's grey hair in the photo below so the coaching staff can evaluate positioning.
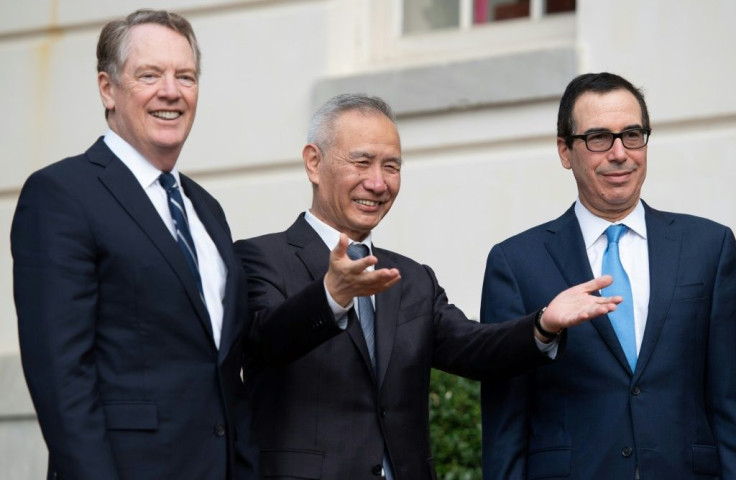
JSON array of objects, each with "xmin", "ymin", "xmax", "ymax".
[
  {"xmin": 97, "ymin": 9, "xmax": 201, "ymax": 85},
  {"xmin": 308, "ymin": 94, "xmax": 396, "ymax": 152}
]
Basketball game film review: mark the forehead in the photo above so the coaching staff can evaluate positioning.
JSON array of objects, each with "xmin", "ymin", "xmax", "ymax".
[
  {"xmin": 124, "ymin": 23, "xmax": 195, "ymax": 67},
  {"xmin": 333, "ymin": 111, "xmax": 400, "ymax": 149},
  {"xmin": 572, "ymin": 89, "xmax": 643, "ymax": 131}
]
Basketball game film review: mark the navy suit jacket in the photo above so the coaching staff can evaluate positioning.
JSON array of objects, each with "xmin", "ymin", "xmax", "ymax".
[
  {"xmin": 235, "ymin": 215, "xmax": 557, "ymax": 480},
  {"xmin": 480, "ymin": 203, "xmax": 736, "ymax": 479},
  {"xmin": 11, "ymin": 138, "xmax": 259, "ymax": 480}
]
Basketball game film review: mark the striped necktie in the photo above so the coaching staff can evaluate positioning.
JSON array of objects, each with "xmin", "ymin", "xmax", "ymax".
[{"xmin": 159, "ymin": 172, "xmax": 204, "ymax": 298}]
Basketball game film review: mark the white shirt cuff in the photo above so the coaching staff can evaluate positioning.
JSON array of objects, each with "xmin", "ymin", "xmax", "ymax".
[
  {"xmin": 324, "ymin": 278, "xmax": 352, "ymax": 330},
  {"xmin": 535, "ymin": 336, "xmax": 559, "ymax": 359}
]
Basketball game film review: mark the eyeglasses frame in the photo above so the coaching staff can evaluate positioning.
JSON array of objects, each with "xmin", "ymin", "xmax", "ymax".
[{"xmin": 567, "ymin": 127, "xmax": 652, "ymax": 152}]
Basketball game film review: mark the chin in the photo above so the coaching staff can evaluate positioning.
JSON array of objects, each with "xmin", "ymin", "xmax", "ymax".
[{"xmin": 152, "ymin": 137, "xmax": 186, "ymax": 150}]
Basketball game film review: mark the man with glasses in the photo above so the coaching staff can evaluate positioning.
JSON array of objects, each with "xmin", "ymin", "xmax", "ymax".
[{"xmin": 480, "ymin": 72, "xmax": 736, "ymax": 479}]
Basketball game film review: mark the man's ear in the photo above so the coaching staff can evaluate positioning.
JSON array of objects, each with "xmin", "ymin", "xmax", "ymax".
[
  {"xmin": 557, "ymin": 137, "xmax": 572, "ymax": 170},
  {"xmin": 98, "ymin": 71, "xmax": 116, "ymax": 112},
  {"xmin": 303, "ymin": 143, "xmax": 322, "ymax": 186}
]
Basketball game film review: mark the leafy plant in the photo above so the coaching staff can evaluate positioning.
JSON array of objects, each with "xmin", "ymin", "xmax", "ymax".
[{"xmin": 428, "ymin": 369, "xmax": 482, "ymax": 480}]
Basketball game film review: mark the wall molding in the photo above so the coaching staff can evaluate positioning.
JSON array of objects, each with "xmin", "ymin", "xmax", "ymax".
[{"xmin": 312, "ymin": 48, "xmax": 577, "ymax": 117}]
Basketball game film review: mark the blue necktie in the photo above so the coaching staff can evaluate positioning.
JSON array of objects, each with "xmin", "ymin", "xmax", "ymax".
[
  {"xmin": 346, "ymin": 243, "xmax": 377, "ymax": 367},
  {"xmin": 346, "ymin": 242, "xmax": 393, "ymax": 480},
  {"xmin": 159, "ymin": 173, "xmax": 204, "ymax": 299},
  {"xmin": 601, "ymin": 224, "xmax": 637, "ymax": 371}
]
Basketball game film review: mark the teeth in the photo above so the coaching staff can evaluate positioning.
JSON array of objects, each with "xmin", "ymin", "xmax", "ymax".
[
  {"xmin": 355, "ymin": 199, "xmax": 379, "ymax": 206},
  {"xmin": 151, "ymin": 111, "xmax": 180, "ymax": 120}
]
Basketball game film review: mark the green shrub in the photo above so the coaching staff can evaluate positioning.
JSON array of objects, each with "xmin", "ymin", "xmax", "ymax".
[{"xmin": 428, "ymin": 369, "xmax": 482, "ymax": 480}]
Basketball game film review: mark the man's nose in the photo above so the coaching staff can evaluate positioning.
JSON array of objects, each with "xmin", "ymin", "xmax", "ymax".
[
  {"xmin": 158, "ymin": 75, "xmax": 182, "ymax": 99},
  {"xmin": 607, "ymin": 137, "xmax": 628, "ymax": 162},
  {"xmin": 363, "ymin": 165, "xmax": 388, "ymax": 193}
]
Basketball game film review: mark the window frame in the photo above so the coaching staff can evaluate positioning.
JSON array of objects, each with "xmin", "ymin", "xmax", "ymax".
[{"xmin": 363, "ymin": 0, "xmax": 576, "ymax": 71}]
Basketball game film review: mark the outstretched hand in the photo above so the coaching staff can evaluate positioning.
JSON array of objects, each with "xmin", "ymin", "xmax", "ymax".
[
  {"xmin": 324, "ymin": 234, "xmax": 401, "ymax": 307},
  {"xmin": 539, "ymin": 275, "xmax": 622, "ymax": 336}
]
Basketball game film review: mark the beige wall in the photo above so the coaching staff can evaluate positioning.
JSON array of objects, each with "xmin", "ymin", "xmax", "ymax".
[{"xmin": 2, "ymin": 0, "xmax": 734, "ymax": 475}]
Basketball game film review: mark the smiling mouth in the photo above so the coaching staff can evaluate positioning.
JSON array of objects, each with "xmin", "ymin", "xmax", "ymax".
[
  {"xmin": 603, "ymin": 168, "xmax": 634, "ymax": 177},
  {"xmin": 354, "ymin": 199, "xmax": 382, "ymax": 207},
  {"xmin": 151, "ymin": 111, "xmax": 182, "ymax": 120}
]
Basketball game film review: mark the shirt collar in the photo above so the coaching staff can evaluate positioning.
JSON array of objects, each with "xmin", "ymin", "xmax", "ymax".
[
  {"xmin": 103, "ymin": 129, "xmax": 181, "ymax": 190},
  {"xmin": 574, "ymin": 198, "xmax": 647, "ymax": 248},
  {"xmin": 304, "ymin": 209, "xmax": 374, "ymax": 254}
]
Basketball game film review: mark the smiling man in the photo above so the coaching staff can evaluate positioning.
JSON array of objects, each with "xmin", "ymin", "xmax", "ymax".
[
  {"xmin": 234, "ymin": 93, "xmax": 623, "ymax": 479},
  {"xmin": 480, "ymin": 72, "xmax": 736, "ymax": 479},
  {"xmin": 12, "ymin": 9, "xmax": 258, "ymax": 480}
]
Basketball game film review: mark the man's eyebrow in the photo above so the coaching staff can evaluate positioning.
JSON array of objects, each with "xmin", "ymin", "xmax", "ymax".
[
  {"xmin": 134, "ymin": 64, "xmax": 163, "ymax": 73},
  {"xmin": 132, "ymin": 64, "xmax": 197, "ymax": 75},
  {"xmin": 349, "ymin": 151, "xmax": 376, "ymax": 160},
  {"xmin": 349, "ymin": 151, "xmax": 402, "ymax": 164},
  {"xmin": 582, "ymin": 124, "xmax": 643, "ymax": 135}
]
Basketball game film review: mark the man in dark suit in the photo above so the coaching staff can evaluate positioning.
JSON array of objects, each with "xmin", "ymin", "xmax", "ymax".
[
  {"xmin": 234, "ymin": 93, "xmax": 622, "ymax": 479},
  {"xmin": 11, "ymin": 9, "xmax": 258, "ymax": 480},
  {"xmin": 480, "ymin": 72, "xmax": 736, "ymax": 479}
]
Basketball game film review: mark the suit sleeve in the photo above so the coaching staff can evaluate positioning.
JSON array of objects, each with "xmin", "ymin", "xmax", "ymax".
[
  {"xmin": 707, "ymin": 227, "xmax": 736, "ymax": 477},
  {"xmin": 234, "ymin": 238, "xmax": 343, "ymax": 367},
  {"xmin": 479, "ymin": 245, "xmax": 532, "ymax": 480},
  {"xmin": 11, "ymin": 171, "xmax": 120, "ymax": 479},
  {"xmin": 426, "ymin": 262, "xmax": 553, "ymax": 381}
]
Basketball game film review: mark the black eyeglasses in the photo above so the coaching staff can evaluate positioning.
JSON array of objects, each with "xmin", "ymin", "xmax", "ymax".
[{"xmin": 568, "ymin": 128, "xmax": 651, "ymax": 152}]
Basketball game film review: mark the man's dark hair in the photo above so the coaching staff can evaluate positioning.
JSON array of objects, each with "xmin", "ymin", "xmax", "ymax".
[{"xmin": 557, "ymin": 72, "xmax": 650, "ymax": 147}]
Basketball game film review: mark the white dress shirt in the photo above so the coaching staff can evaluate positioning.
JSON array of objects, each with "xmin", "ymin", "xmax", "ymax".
[
  {"xmin": 304, "ymin": 209, "xmax": 373, "ymax": 329},
  {"xmin": 575, "ymin": 199, "xmax": 650, "ymax": 354},
  {"xmin": 104, "ymin": 130, "xmax": 227, "ymax": 348}
]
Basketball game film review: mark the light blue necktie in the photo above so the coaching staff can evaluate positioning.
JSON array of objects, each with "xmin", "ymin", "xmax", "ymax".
[
  {"xmin": 601, "ymin": 224, "xmax": 637, "ymax": 371},
  {"xmin": 159, "ymin": 172, "xmax": 204, "ymax": 300},
  {"xmin": 346, "ymin": 242, "xmax": 393, "ymax": 480}
]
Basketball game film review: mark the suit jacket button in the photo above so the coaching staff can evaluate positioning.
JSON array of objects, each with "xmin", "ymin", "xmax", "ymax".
[
  {"xmin": 631, "ymin": 386, "xmax": 641, "ymax": 395},
  {"xmin": 621, "ymin": 446, "xmax": 633, "ymax": 457},
  {"xmin": 380, "ymin": 408, "xmax": 387, "ymax": 418},
  {"xmin": 371, "ymin": 464, "xmax": 383, "ymax": 476},
  {"xmin": 215, "ymin": 424, "xmax": 226, "ymax": 437}
]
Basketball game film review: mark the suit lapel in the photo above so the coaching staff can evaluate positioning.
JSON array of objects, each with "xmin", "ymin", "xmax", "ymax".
[
  {"xmin": 288, "ymin": 216, "xmax": 332, "ymax": 281},
  {"xmin": 545, "ymin": 205, "xmax": 632, "ymax": 373},
  {"xmin": 181, "ymin": 175, "xmax": 237, "ymax": 361},
  {"xmin": 544, "ymin": 207, "xmax": 594, "ymax": 287},
  {"xmin": 90, "ymin": 140, "xmax": 214, "ymax": 345},
  {"xmin": 374, "ymin": 247, "xmax": 400, "ymax": 388},
  {"xmin": 635, "ymin": 204, "xmax": 679, "ymax": 377},
  {"xmin": 346, "ymin": 308, "xmax": 376, "ymax": 381},
  {"xmin": 288, "ymin": 216, "xmax": 377, "ymax": 379}
]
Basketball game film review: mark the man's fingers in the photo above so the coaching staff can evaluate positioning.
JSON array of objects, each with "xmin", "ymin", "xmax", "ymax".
[
  {"xmin": 330, "ymin": 236, "xmax": 378, "ymax": 272},
  {"xmin": 582, "ymin": 275, "xmax": 613, "ymax": 292},
  {"xmin": 361, "ymin": 267, "xmax": 401, "ymax": 285},
  {"xmin": 331, "ymin": 234, "xmax": 349, "ymax": 259},
  {"xmin": 600, "ymin": 295, "xmax": 623, "ymax": 306},
  {"xmin": 353, "ymin": 268, "xmax": 401, "ymax": 296},
  {"xmin": 542, "ymin": 281, "xmax": 623, "ymax": 331}
]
